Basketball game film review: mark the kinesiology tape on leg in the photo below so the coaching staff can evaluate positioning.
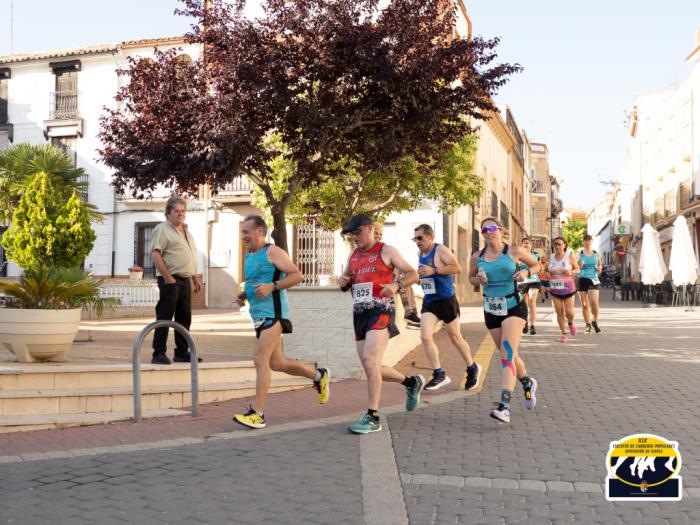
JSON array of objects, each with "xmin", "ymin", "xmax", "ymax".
[{"xmin": 501, "ymin": 340, "xmax": 516, "ymax": 377}]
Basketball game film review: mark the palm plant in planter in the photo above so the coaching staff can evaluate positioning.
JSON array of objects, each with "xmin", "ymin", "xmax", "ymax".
[
  {"xmin": 0, "ymin": 268, "xmax": 117, "ymax": 362},
  {"xmin": 0, "ymin": 155, "xmax": 111, "ymax": 362}
]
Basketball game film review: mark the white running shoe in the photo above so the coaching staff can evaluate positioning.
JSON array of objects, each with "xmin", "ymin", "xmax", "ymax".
[
  {"xmin": 490, "ymin": 405, "xmax": 510, "ymax": 423},
  {"xmin": 522, "ymin": 378, "xmax": 538, "ymax": 410}
]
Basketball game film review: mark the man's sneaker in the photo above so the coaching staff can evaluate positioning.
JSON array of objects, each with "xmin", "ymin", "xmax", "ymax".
[
  {"xmin": 522, "ymin": 322, "xmax": 529, "ymax": 335},
  {"xmin": 314, "ymin": 368, "xmax": 331, "ymax": 404},
  {"xmin": 522, "ymin": 378, "xmax": 538, "ymax": 410},
  {"xmin": 585, "ymin": 324, "xmax": 592, "ymax": 334},
  {"xmin": 560, "ymin": 334, "xmax": 569, "ymax": 343},
  {"xmin": 173, "ymin": 352, "xmax": 203, "ymax": 363},
  {"xmin": 405, "ymin": 375, "xmax": 425, "ymax": 411},
  {"xmin": 233, "ymin": 407, "xmax": 266, "ymax": 429},
  {"xmin": 529, "ymin": 326, "xmax": 536, "ymax": 336},
  {"xmin": 348, "ymin": 413, "xmax": 381, "ymax": 434},
  {"xmin": 151, "ymin": 353, "xmax": 171, "ymax": 365},
  {"xmin": 464, "ymin": 364, "xmax": 482, "ymax": 391},
  {"xmin": 406, "ymin": 320, "xmax": 421, "ymax": 329},
  {"xmin": 424, "ymin": 374, "xmax": 451, "ymax": 391},
  {"xmin": 404, "ymin": 311, "xmax": 421, "ymax": 324},
  {"xmin": 568, "ymin": 322, "xmax": 578, "ymax": 336},
  {"xmin": 490, "ymin": 404, "xmax": 510, "ymax": 423},
  {"xmin": 592, "ymin": 321, "xmax": 601, "ymax": 333}
]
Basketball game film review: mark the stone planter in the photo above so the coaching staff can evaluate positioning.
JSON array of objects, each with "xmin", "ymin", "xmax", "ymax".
[
  {"xmin": 128, "ymin": 270, "xmax": 144, "ymax": 281},
  {"xmin": 0, "ymin": 307, "xmax": 81, "ymax": 362}
]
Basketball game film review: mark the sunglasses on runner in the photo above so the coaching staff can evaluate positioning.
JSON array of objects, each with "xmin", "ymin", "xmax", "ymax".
[
  {"xmin": 481, "ymin": 225, "xmax": 499, "ymax": 234},
  {"xmin": 412, "ymin": 235, "xmax": 424, "ymax": 242}
]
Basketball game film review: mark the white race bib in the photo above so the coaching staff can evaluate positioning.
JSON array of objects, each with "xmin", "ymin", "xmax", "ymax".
[
  {"xmin": 352, "ymin": 282, "xmax": 373, "ymax": 304},
  {"xmin": 550, "ymin": 279, "xmax": 566, "ymax": 290},
  {"xmin": 483, "ymin": 296, "xmax": 507, "ymax": 316},
  {"xmin": 591, "ymin": 277, "xmax": 600, "ymax": 286},
  {"xmin": 420, "ymin": 278, "xmax": 436, "ymax": 295},
  {"xmin": 253, "ymin": 317, "xmax": 266, "ymax": 328}
]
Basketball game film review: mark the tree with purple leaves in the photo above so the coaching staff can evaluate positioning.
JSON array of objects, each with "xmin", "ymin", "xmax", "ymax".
[{"xmin": 99, "ymin": 0, "xmax": 520, "ymax": 250}]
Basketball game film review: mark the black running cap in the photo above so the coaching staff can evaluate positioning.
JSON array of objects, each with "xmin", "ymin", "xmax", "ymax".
[{"xmin": 341, "ymin": 214, "xmax": 373, "ymax": 234}]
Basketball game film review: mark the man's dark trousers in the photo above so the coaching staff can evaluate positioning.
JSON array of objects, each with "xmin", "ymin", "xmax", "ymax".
[{"xmin": 153, "ymin": 276, "xmax": 192, "ymax": 358}]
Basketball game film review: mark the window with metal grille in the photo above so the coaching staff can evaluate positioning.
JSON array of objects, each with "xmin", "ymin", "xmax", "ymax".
[
  {"xmin": 294, "ymin": 222, "xmax": 335, "ymax": 286},
  {"xmin": 134, "ymin": 222, "xmax": 160, "ymax": 278}
]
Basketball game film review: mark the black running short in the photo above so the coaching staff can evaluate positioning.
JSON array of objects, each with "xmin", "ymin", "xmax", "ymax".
[
  {"xmin": 578, "ymin": 278, "xmax": 600, "ymax": 292},
  {"xmin": 518, "ymin": 282, "xmax": 541, "ymax": 293},
  {"xmin": 353, "ymin": 309, "xmax": 399, "ymax": 341},
  {"xmin": 421, "ymin": 295, "xmax": 460, "ymax": 324},
  {"xmin": 254, "ymin": 318, "xmax": 293, "ymax": 339},
  {"xmin": 484, "ymin": 301, "xmax": 528, "ymax": 329}
]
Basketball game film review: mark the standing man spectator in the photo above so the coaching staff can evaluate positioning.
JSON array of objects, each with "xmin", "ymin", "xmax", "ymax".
[{"xmin": 150, "ymin": 196, "xmax": 202, "ymax": 365}]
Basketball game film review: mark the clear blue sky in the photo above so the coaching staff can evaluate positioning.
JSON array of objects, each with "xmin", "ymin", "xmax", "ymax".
[{"xmin": 2, "ymin": 1, "xmax": 699, "ymax": 213}]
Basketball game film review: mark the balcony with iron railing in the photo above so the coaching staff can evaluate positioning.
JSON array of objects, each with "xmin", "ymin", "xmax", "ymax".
[
  {"xmin": 653, "ymin": 196, "xmax": 663, "ymax": 225},
  {"xmin": 49, "ymin": 91, "xmax": 80, "ymax": 120},
  {"xmin": 531, "ymin": 179, "xmax": 547, "ymax": 194},
  {"xmin": 219, "ymin": 175, "xmax": 255, "ymax": 194},
  {"xmin": 663, "ymin": 190, "xmax": 675, "ymax": 218},
  {"xmin": 678, "ymin": 178, "xmax": 694, "ymax": 209}
]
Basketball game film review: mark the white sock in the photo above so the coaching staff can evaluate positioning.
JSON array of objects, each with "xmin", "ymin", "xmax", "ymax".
[{"xmin": 313, "ymin": 370, "xmax": 322, "ymax": 382}]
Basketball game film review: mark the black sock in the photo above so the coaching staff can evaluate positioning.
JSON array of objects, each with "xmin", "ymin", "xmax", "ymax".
[
  {"xmin": 500, "ymin": 389, "xmax": 512, "ymax": 409},
  {"xmin": 367, "ymin": 409, "xmax": 379, "ymax": 421},
  {"xmin": 402, "ymin": 376, "xmax": 417, "ymax": 388},
  {"xmin": 433, "ymin": 368, "xmax": 444, "ymax": 377},
  {"xmin": 519, "ymin": 376, "xmax": 532, "ymax": 390},
  {"xmin": 467, "ymin": 363, "xmax": 478, "ymax": 374}
]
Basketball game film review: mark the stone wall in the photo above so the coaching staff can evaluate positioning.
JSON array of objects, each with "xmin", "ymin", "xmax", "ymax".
[{"xmin": 284, "ymin": 287, "xmax": 429, "ymax": 379}]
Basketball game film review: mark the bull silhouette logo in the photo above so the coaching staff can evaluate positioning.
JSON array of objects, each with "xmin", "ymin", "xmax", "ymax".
[{"xmin": 606, "ymin": 434, "xmax": 682, "ymax": 501}]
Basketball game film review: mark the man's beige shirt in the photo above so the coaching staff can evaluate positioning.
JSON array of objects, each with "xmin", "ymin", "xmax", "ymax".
[{"xmin": 151, "ymin": 221, "xmax": 198, "ymax": 278}]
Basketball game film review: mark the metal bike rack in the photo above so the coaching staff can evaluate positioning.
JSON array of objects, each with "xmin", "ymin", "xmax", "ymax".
[{"xmin": 131, "ymin": 320, "xmax": 199, "ymax": 422}]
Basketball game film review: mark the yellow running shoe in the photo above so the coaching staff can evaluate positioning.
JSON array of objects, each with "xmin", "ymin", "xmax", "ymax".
[
  {"xmin": 233, "ymin": 407, "xmax": 266, "ymax": 429},
  {"xmin": 314, "ymin": 368, "xmax": 331, "ymax": 404}
]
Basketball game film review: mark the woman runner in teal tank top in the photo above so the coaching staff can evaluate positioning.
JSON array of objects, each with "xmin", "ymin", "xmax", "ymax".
[
  {"xmin": 577, "ymin": 234, "xmax": 603, "ymax": 334},
  {"xmin": 469, "ymin": 217, "xmax": 541, "ymax": 425}
]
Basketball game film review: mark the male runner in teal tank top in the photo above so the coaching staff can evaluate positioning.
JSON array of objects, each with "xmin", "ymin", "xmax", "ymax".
[{"xmin": 233, "ymin": 215, "xmax": 330, "ymax": 429}]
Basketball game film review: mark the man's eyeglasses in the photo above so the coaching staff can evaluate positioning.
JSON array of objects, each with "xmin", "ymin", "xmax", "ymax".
[
  {"xmin": 481, "ymin": 225, "xmax": 499, "ymax": 234},
  {"xmin": 412, "ymin": 235, "xmax": 424, "ymax": 242},
  {"xmin": 554, "ymin": 242, "xmax": 564, "ymax": 246}
]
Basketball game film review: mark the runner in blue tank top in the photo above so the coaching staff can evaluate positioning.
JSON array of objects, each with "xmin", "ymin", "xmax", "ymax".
[
  {"xmin": 516, "ymin": 238, "xmax": 542, "ymax": 336},
  {"xmin": 233, "ymin": 215, "xmax": 331, "ymax": 429},
  {"xmin": 469, "ymin": 217, "xmax": 540, "ymax": 424},
  {"xmin": 412, "ymin": 224, "xmax": 480, "ymax": 392},
  {"xmin": 577, "ymin": 234, "xmax": 603, "ymax": 334}
]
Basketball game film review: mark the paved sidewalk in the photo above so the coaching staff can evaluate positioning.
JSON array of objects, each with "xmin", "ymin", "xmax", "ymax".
[{"xmin": 2, "ymin": 300, "xmax": 700, "ymax": 523}]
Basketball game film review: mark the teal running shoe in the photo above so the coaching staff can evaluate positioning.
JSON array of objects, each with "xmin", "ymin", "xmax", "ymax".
[
  {"xmin": 348, "ymin": 413, "xmax": 381, "ymax": 434},
  {"xmin": 405, "ymin": 374, "xmax": 425, "ymax": 411}
]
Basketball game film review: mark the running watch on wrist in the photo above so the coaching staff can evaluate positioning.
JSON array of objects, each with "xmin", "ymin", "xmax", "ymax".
[{"xmin": 273, "ymin": 281, "xmax": 279, "ymax": 291}]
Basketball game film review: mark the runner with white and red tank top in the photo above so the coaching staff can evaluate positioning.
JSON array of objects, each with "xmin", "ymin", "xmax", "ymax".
[
  {"xmin": 548, "ymin": 236, "xmax": 580, "ymax": 343},
  {"xmin": 339, "ymin": 214, "xmax": 424, "ymax": 434}
]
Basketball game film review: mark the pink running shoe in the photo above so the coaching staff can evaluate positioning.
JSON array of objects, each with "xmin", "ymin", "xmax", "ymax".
[
  {"xmin": 568, "ymin": 322, "xmax": 577, "ymax": 336},
  {"xmin": 561, "ymin": 334, "xmax": 569, "ymax": 343}
]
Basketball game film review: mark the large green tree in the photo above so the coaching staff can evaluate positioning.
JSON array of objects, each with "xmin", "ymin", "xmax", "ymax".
[
  {"xmin": 563, "ymin": 218, "xmax": 587, "ymax": 252},
  {"xmin": 1, "ymin": 172, "xmax": 96, "ymax": 269},
  {"xmin": 284, "ymin": 134, "xmax": 482, "ymax": 230},
  {"xmin": 0, "ymin": 143, "xmax": 101, "ymax": 224},
  {"xmin": 98, "ymin": 0, "xmax": 519, "ymax": 250}
]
